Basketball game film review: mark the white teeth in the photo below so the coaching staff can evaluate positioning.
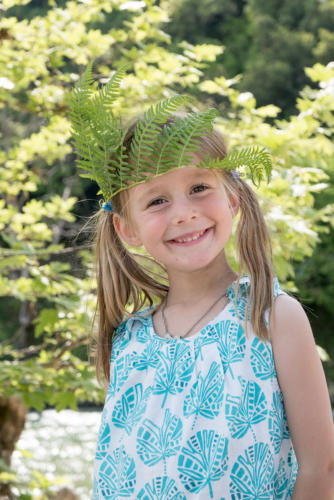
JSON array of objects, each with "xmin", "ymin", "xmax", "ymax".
[{"xmin": 175, "ymin": 229, "xmax": 206, "ymax": 243}]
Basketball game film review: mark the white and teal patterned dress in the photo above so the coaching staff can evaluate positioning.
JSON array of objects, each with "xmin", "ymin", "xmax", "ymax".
[{"xmin": 93, "ymin": 277, "xmax": 298, "ymax": 499}]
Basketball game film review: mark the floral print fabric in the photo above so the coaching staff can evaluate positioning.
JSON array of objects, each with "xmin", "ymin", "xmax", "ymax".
[{"xmin": 93, "ymin": 277, "xmax": 298, "ymax": 499}]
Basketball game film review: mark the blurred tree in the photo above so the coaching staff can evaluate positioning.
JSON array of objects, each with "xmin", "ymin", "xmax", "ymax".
[
  {"xmin": 242, "ymin": 0, "xmax": 334, "ymax": 114},
  {"xmin": 292, "ymin": 63, "xmax": 334, "ymax": 385},
  {"xmin": 164, "ymin": 0, "xmax": 251, "ymax": 78},
  {"xmin": 165, "ymin": 0, "xmax": 334, "ymax": 116}
]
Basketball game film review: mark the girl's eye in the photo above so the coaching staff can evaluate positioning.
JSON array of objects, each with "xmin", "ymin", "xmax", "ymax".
[
  {"xmin": 192, "ymin": 184, "xmax": 209, "ymax": 193},
  {"xmin": 148, "ymin": 198, "xmax": 166, "ymax": 207}
]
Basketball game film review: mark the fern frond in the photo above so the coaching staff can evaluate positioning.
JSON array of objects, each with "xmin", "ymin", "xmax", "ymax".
[
  {"xmin": 69, "ymin": 63, "xmax": 130, "ymax": 199},
  {"xmin": 197, "ymin": 147, "xmax": 271, "ymax": 185},
  {"xmin": 129, "ymin": 95, "xmax": 194, "ymax": 178},
  {"xmin": 68, "ymin": 61, "xmax": 95, "ymax": 127},
  {"xmin": 145, "ymin": 108, "xmax": 218, "ymax": 176},
  {"xmin": 223, "ymin": 147, "xmax": 272, "ymax": 185},
  {"xmin": 174, "ymin": 108, "xmax": 219, "ymax": 168},
  {"xmin": 101, "ymin": 64, "xmax": 130, "ymax": 107}
]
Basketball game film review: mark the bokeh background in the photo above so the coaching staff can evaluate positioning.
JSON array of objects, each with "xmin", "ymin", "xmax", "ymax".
[{"xmin": 1, "ymin": 0, "xmax": 333, "ymax": 498}]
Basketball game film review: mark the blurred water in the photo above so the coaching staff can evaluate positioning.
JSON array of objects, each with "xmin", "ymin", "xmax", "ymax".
[{"xmin": 12, "ymin": 409, "xmax": 101, "ymax": 499}]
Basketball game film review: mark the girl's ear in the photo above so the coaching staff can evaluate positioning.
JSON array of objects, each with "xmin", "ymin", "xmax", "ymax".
[
  {"xmin": 229, "ymin": 191, "xmax": 240, "ymax": 217},
  {"xmin": 112, "ymin": 213, "xmax": 142, "ymax": 247}
]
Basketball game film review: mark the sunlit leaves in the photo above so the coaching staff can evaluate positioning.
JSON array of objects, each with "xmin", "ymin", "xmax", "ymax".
[
  {"xmin": 305, "ymin": 62, "xmax": 334, "ymax": 83},
  {"xmin": 0, "ymin": 357, "xmax": 101, "ymax": 411},
  {"xmin": 34, "ymin": 309, "xmax": 58, "ymax": 337},
  {"xmin": 181, "ymin": 42, "xmax": 224, "ymax": 62}
]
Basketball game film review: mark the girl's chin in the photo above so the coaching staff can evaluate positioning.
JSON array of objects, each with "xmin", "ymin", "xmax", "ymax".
[{"xmin": 165, "ymin": 256, "xmax": 222, "ymax": 274}]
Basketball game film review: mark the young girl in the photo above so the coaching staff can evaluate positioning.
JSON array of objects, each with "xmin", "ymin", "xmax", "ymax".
[{"xmin": 70, "ymin": 67, "xmax": 334, "ymax": 499}]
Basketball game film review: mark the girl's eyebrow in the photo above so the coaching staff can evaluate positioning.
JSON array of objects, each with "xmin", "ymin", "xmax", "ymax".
[{"xmin": 138, "ymin": 185, "xmax": 164, "ymax": 200}]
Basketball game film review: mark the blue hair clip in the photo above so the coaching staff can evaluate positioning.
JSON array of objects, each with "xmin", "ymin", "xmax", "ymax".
[
  {"xmin": 102, "ymin": 200, "xmax": 113, "ymax": 212},
  {"xmin": 232, "ymin": 169, "xmax": 239, "ymax": 180}
]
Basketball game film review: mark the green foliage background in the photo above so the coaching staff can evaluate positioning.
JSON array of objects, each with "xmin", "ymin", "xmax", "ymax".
[{"xmin": 0, "ymin": 0, "xmax": 333, "ymax": 496}]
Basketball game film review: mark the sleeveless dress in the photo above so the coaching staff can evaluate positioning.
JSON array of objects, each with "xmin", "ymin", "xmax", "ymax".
[{"xmin": 92, "ymin": 276, "xmax": 298, "ymax": 499}]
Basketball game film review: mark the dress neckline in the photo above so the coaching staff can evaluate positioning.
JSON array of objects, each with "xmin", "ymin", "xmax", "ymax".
[
  {"xmin": 127, "ymin": 275, "xmax": 253, "ymax": 343},
  {"xmin": 148, "ymin": 296, "xmax": 233, "ymax": 342},
  {"xmin": 147, "ymin": 276, "xmax": 252, "ymax": 342}
]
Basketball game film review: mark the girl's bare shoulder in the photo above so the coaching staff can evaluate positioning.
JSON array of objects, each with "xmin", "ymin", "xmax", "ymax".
[{"xmin": 271, "ymin": 293, "xmax": 311, "ymax": 338}]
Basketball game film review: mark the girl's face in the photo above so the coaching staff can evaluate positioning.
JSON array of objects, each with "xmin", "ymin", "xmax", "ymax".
[{"xmin": 113, "ymin": 167, "xmax": 239, "ymax": 275}]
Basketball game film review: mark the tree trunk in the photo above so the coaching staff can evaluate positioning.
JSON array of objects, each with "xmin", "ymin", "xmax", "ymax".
[{"xmin": 0, "ymin": 396, "xmax": 27, "ymax": 498}]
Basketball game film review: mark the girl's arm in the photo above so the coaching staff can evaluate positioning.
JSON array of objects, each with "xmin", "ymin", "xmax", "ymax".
[{"xmin": 271, "ymin": 295, "xmax": 334, "ymax": 500}]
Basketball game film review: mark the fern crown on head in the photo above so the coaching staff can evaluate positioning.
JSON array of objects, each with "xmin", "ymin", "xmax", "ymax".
[{"xmin": 69, "ymin": 62, "xmax": 272, "ymax": 201}]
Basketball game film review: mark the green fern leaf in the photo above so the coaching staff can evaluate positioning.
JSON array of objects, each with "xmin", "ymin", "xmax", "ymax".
[
  {"xmin": 69, "ymin": 64, "xmax": 132, "ymax": 199},
  {"xmin": 145, "ymin": 109, "xmax": 218, "ymax": 176},
  {"xmin": 198, "ymin": 147, "xmax": 272, "ymax": 186},
  {"xmin": 129, "ymin": 95, "xmax": 194, "ymax": 178}
]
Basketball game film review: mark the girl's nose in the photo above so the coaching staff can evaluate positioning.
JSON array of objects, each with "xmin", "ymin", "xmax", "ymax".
[{"xmin": 172, "ymin": 199, "xmax": 198, "ymax": 225}]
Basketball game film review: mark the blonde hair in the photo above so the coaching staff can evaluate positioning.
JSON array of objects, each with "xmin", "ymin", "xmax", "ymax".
[{"xmin": 93, "ymin": 117, "xmax": 274, "ymax": 383}]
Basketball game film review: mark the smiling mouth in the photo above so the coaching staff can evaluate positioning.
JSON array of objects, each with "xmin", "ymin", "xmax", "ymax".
[{"xmin": 169, "ymin": 228, "xmax": 211, "ymax": 244}]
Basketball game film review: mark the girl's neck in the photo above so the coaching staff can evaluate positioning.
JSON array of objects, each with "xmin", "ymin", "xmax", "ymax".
[{"xmin": 166, "ymin": 253, "xmax": 237, "ymax": 306}]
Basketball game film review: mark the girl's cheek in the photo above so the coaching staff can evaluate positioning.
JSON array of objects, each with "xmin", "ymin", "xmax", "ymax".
[{"xmin": 148, "ymin": 211, "xmax": 167, "ymax": 225}]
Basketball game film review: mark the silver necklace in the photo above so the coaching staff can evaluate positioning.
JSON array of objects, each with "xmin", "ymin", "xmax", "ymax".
[{"xmin": 161, "ymin": 290, "xmax": 228, "ymax": 339}]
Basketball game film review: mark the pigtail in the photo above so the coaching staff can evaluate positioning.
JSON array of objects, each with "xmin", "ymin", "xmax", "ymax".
[
  {"xmin": 235, "ymin": 178, "xmax": 274, "ymax": 340},
  {"xmin": 95, "ymin": 211, "xmax": 167, "ymax": 383}
]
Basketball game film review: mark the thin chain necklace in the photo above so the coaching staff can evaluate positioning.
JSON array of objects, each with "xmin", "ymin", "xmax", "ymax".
[{"xmin": 161, "ymin": 290, "xmax": 228, "ymax": 339}]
